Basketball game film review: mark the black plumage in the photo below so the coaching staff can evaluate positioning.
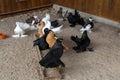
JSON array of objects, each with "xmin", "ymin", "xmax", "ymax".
[
  {"xmin": 33, "ymin": 28, "xmax": 50, "ymax": 50},
  {"xmin": 67, "ymin": 10, "xmax": 85, "ymax": 27},
  {"xmin": 51, "ymin": 20, "xmax": 59, "ymax": 28},
  {"xmin": 74, "ymin": 10, "xmax": 85, "ymax": 26},
  {"xmin": 26, "ymin": 16, "xmax": 35, "ymax": 24},
  {"xmin": 39, "ymin": 38, "xmax": 65, "ymax": 68},
  {"xmin": 78, "ymin": 17, "xmax": 86, "ymax": 26},
  {"xmin": 71, "ymin": 31, "xmax": 90, "ymax": 53},
  {"xmin": 26, "ymin": 16, "xmax": 40, "ymax": 24},
  {"xmin": 67, "ymin": 12, "xmax": 77, "ymax": 27}
]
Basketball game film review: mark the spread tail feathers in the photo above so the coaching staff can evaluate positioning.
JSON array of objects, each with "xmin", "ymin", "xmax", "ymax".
[{"xmin": 51, "ymin": 25, "xmax": 63, "ymax": 33}]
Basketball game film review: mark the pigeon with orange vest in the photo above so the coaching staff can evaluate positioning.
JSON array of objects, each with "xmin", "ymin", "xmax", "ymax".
[{"xmin": 46, "ymin": 29, "xmax": 68, "ymax": 50}]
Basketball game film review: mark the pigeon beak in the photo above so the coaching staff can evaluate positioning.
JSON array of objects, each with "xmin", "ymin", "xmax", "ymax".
[
  {"xmin": 33, "ymin": 42, "xmax": 36, "ymax": 47},
  {"xmin": 33, "ymin": 44, "xmax": 35, "ymax": 47}
]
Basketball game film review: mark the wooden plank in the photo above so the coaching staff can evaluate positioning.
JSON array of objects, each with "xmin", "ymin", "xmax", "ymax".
[
  {"xmin": 101, "ymin": 0, "xmax": 120, "ymax": 22},
  {"xmin": 0, "ymin": 0, "xmax": 119, "ymax": 23},
  {"xmin": 0, "ymin": 0, "xmax": 52, "ymax": 14},
  {"xmin": 52, "ymin": 0, "xmax": 75, "ymax": 9},
  {"xmin": 0, "ymin": 4, "xmax": 52, "ymax": 19},
  {"xmin": 0, "ymin": 0, "xmax": 4, "ymax": 13},
  {"xmin": 52, "ymin": 0, "xmax": 120, "ymax": 22}
]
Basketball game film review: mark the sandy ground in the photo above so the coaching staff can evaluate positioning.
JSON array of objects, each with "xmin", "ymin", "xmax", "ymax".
[
  {"xmin": 0, "ymin": 10, "xmax": 45, "ymax": 80},
  {"xmin": 60, "ymin": 22, "xmax": 120, "ymax": 80},
  {"xmin": 0, "ymin": 9, "xmax": 120, "ymax": 80}
]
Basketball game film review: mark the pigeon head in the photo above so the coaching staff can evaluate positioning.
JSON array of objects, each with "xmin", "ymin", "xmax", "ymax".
[
  {"xmin": 71, "ymin": 36, "xmax": 77, "ymax": 41},
  {"xmin": 75, "ymin": 10, "xmax": 78, "ymax": 15},
  {"xmin": 59, "ymin": 7, "xmax": 63, "ymax": 11},
  {"xmin": 33, "ymin": 38, "xmax": 40, "ymax": 46},
  {"xmin": 44, "ymin": 28, "xmax": 51, "ymax": 34},
  {"xmin": 88, "ymin": 17, "xmax": 93, "ymax": 22},
  {"xmin": 71, "ymin": 35, "xmax": 81, "ymax": 44}
]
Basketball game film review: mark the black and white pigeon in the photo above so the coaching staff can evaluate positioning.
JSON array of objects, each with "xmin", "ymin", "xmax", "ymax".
[
  {"xmin": 80, "ymin": 17, "xmax": 94, "ymax": 33},
  {"xmin": 39, "ymin": 38, "xmax": 65, "ymax": 68}
]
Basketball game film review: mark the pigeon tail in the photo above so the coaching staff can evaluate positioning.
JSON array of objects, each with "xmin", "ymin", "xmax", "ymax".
[{"xmin": 51, "ymin": 25, "xmax": 63, "ymax": 33}]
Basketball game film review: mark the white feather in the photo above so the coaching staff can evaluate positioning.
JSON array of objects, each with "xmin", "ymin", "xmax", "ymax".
[
  {"xmin": 51, "ymin": 25, "xmax": 63, "ymax": 33},
  {"xmin": 12, "ymin": 35, "xmax": 20, "ymax": 37},
  {"xmin": 80, "ymin": 24, "xmax": 92, "ymax": 33},
  {"xmin": 31, "ymin": 20, "xmax": 35, "ymax": 25},
  {"xmin": 41, "ymin": 13, "xmax": 63, "ymax": 34},
  {"xmin": 12, "ymin": 22, "xmax": 38, "ymax": 37},
  {"xmin": 33, "ymin": 16, "xmax": 38, "ymax": 19},
  {"xmin": 42, "ymin": 13, "xmax": 50, "ymax": 24},
  {"xmin": 16, "ymin": 22, "xmax": 30, "ymax": 30}
]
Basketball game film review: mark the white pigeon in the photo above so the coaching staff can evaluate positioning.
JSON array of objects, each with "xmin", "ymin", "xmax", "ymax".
[{"xmin": 12, "ymin": 22, "xmax": 39, "ymax": 38}]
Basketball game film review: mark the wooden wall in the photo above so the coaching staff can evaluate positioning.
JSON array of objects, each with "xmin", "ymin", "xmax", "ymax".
[
  {"xmin": 0, "ymin": 0, "xmax": 51, "ymax": 14},
  {"xmin": 0, "ymin": 0, "xmax": 120, "ymax": 22},
  {"xmin": 52, "ymin": 0, "xmax": 120, "ymax": 22}
]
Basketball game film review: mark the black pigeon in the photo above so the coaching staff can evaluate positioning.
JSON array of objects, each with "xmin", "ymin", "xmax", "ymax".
[
  {"xmin": 74, "ymin": 10, "xmax": 85, "ymax": 26},
  {"xmin": 77, "ymin": 17, "xmax": 86, "ymax": 26},
  {"xmin": 71, "ymin": 30, "xmax": 91, "ymax": 53},
  {"xmin": 67, "ymin": 12, "xmax": 77, "ymax": 27},
  {"xmin": 51, "ymin": 20, "xmax": 59, "ymax": 28},
  {"xmin": 39, "ymin": 38, "xmax": 65, "ymax": 68},
  {"xmin": 33, "ymin": 28, "xmax": 50, "ymax": 50},
  {"xmin": 67, "ymin": 10, "xmax": 85, "ymax": 27}
]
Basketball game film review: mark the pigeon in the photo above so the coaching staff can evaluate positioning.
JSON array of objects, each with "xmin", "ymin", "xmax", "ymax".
[
  {"xmin": 67, "ymin": 10, "xmax": 86, "ymax": 27},
  {"xmin": 71, "ymin": 30, "xmax": 91, "ymax": 53},
  {"xmin": 80, "ymin": 17, "xmax": 94, "ymax": 33},
  {"xmin": 12, "ymin": 22, "xmax": 39, "ymax": 37},
  {"xmin": 39, "ymin": 38, "xmax": 65, "ymax": 68},
  {"xmin": 33, "ymin": 28, "xmax": 51, "ymax": 50}
]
